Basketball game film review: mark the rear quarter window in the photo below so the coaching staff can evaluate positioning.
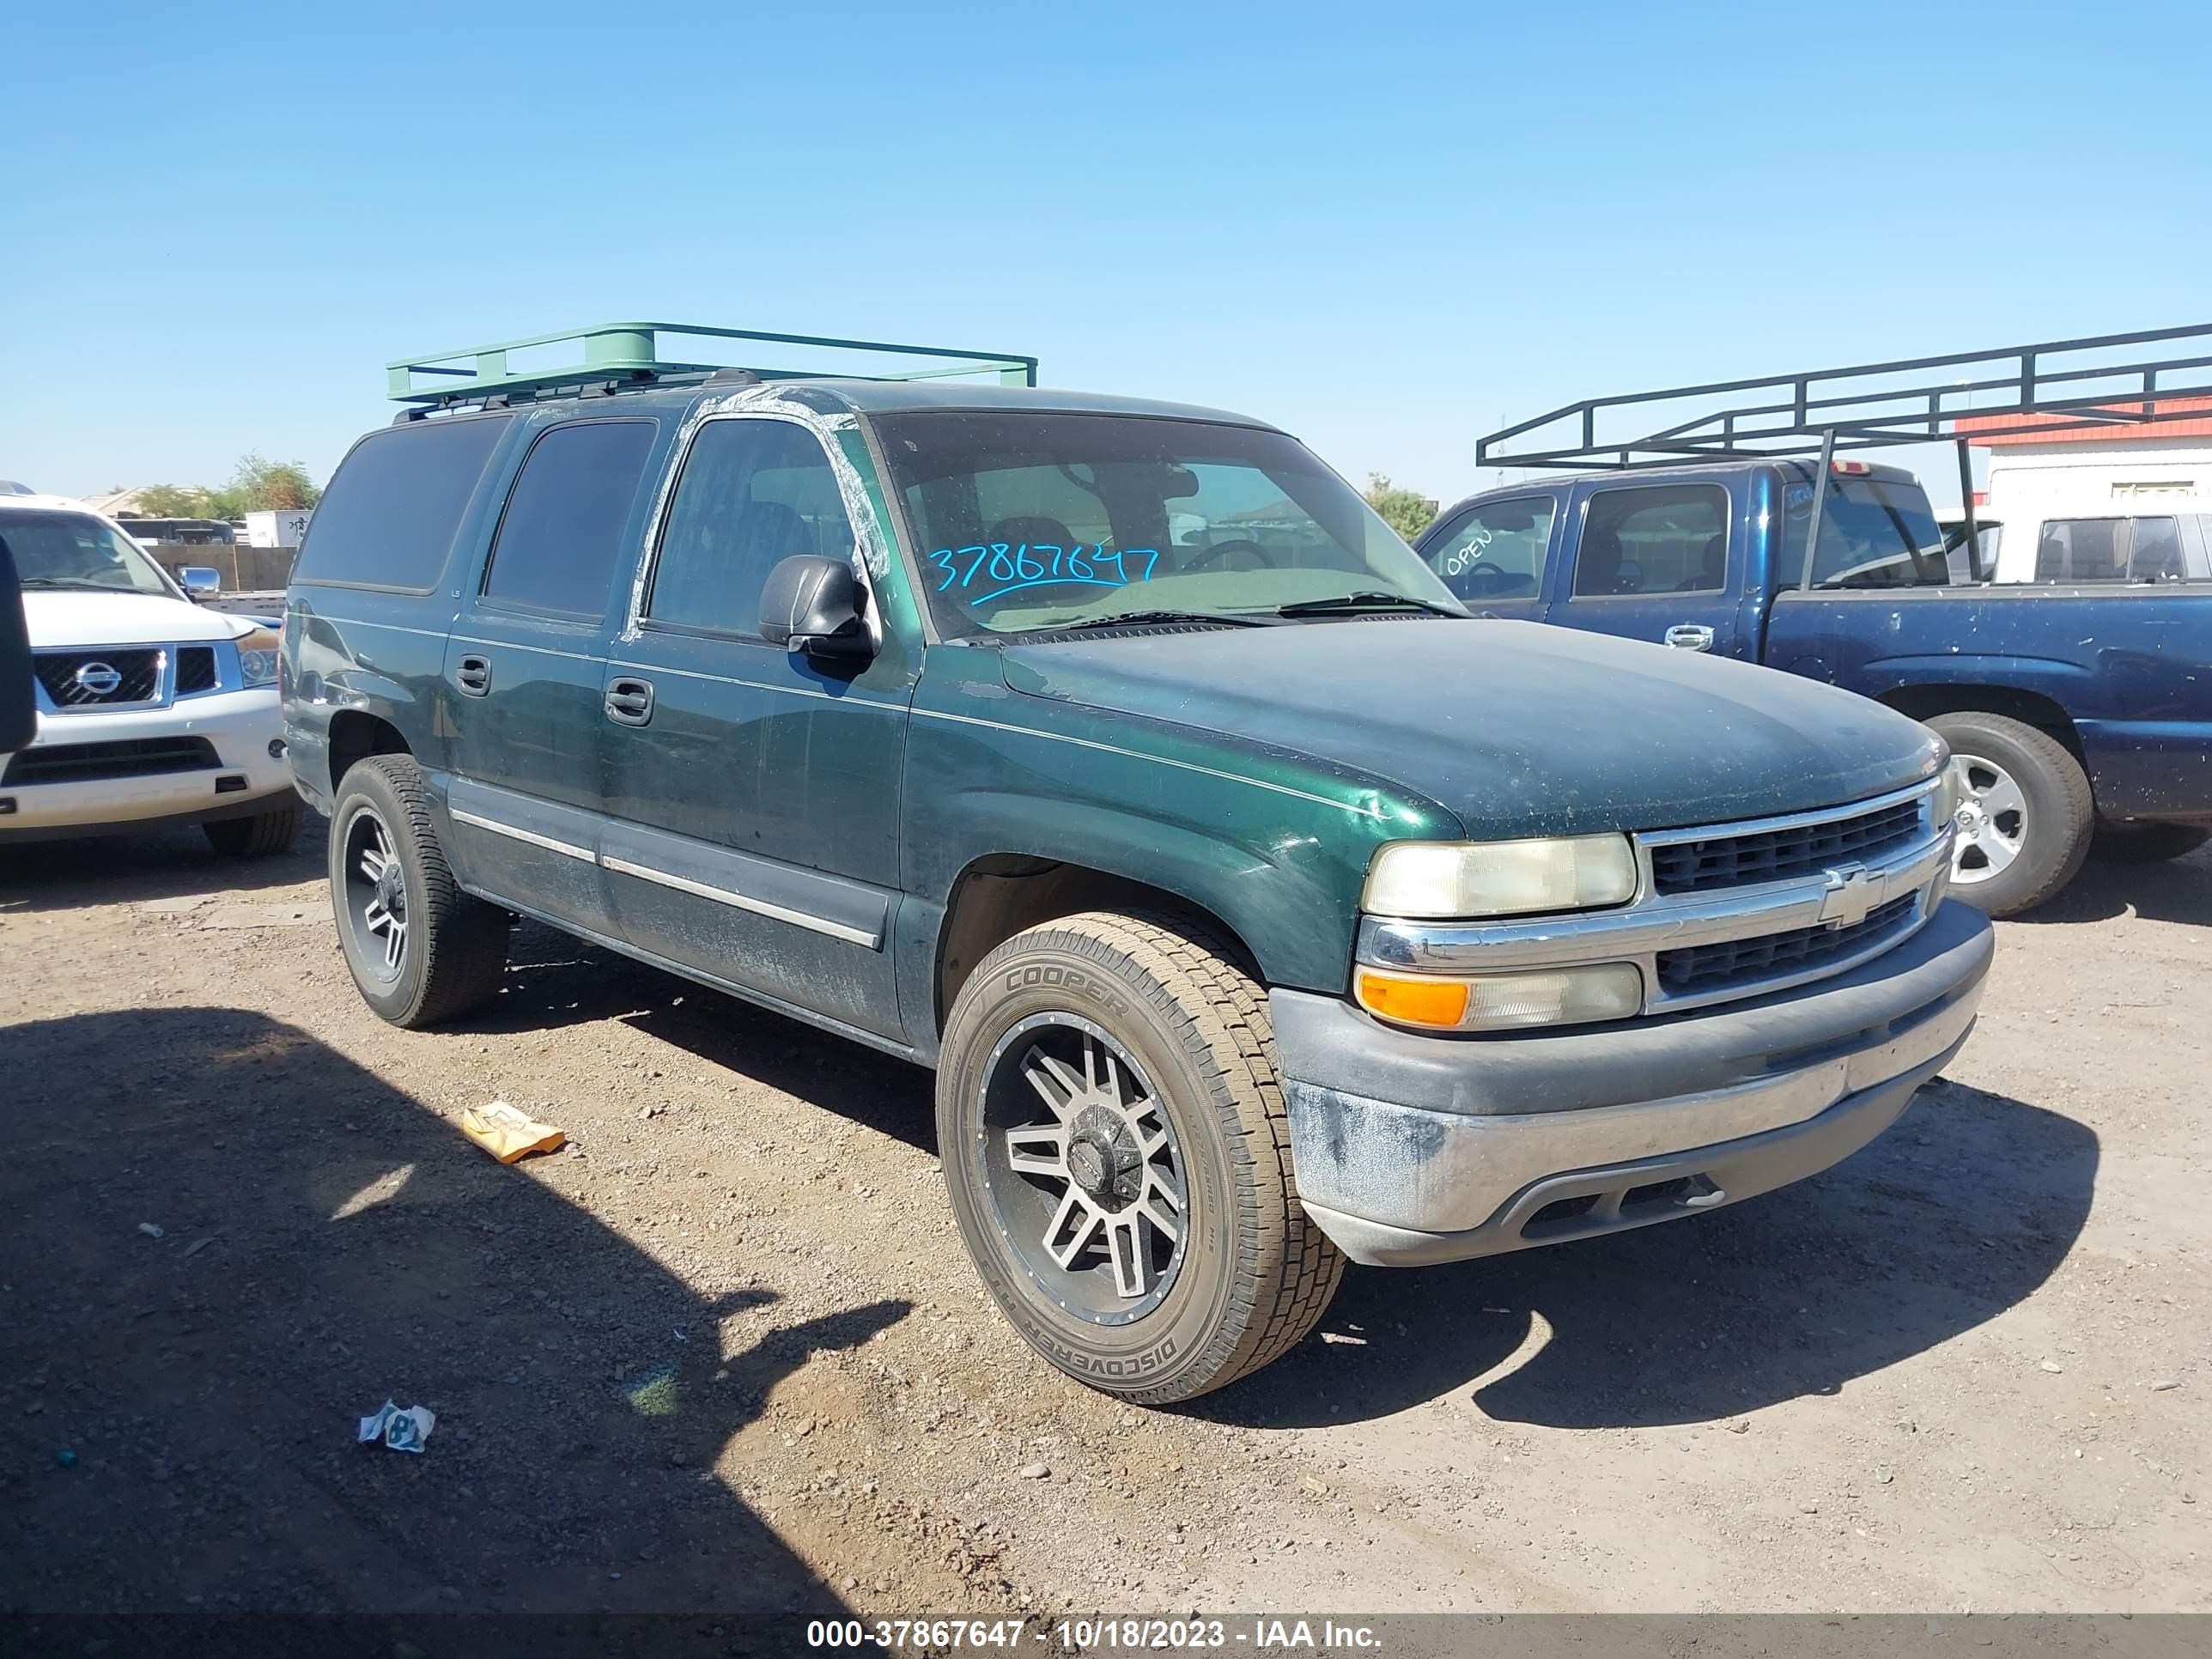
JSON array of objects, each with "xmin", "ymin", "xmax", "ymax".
[{"xmin": 292, "ymin": 414, "xmax": 514, "ymax": 592}]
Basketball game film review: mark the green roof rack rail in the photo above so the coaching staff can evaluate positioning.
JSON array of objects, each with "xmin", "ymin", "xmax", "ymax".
[{"xmin": 386, "ymin": 321, "xmax": 1038, "ymax": 408}]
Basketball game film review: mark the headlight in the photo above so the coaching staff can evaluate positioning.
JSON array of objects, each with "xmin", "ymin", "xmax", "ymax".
[
  {"xmin": 1356, "ymin": 963, "xmax": 1644, "ymax": 1032},
  {"xmin": 1362, "ymin": 835, "xmax": 1638, "ymax": 920},
  {"xmin": 234, "ymin": 626, "xmax": 281, "ymax": 688}
]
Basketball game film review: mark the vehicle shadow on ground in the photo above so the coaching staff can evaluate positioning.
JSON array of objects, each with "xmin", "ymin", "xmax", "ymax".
[
  {"xmin": 0, "ymin": 1006, "xmax": 902, "ymax": 1623},
  {"xmin": 1200, "ymin": 1079, "xmax": 2097, "ymax": 1431},
  {"xmin": 0, "ymin": 818, "xmax": 326, "ymax": 915},
  {"xmin": 461, "ymin": 921, "xmax": 939, "ymax": 1157},
  {"xmin": 2008, "ymin": 844, "xmax": 2212, "ymax": 927}
]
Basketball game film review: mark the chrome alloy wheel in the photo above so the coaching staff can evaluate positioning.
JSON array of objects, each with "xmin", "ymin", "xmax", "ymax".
[
  {"xmin": 978, "ymin": 1013, "xmax": 1188, "ymax": 1325},
  {"xmin": 341, "ymin": 805, "xmax": 409, "ymax": 979},
  {"xmin": 1948, "ymin": 751, "xmax": 2027, "ymax": 887}
]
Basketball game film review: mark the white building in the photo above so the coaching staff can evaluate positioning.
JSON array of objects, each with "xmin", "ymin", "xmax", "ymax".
[
  {"xmin": 1961, "ymin": 398, "xmax": 2212, "ymax": 582},
  {"xmin": 1966, "ymin": 398, "xmax": 2212, "ymax": 519}
]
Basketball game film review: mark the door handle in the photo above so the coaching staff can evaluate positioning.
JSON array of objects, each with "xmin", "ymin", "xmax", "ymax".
[
  {"xmin": 605, "ymin": 677, "xmax": 655, "ymax": 726},
  {"xmin": 453, "ymin": 653, "xmax": 492, "ymax": 695},
  {"xmin": 1663, "ymin": 624, "xmax": 1715, "ymax": 652}
]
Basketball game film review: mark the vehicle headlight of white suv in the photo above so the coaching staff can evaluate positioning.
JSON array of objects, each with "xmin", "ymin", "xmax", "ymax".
[{"xmin": 234, "ymin": 625, "xmax": 281, "ymax": 688}]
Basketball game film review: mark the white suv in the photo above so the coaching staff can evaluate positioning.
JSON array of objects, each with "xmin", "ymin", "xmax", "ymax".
[{"xmin": 1, "ymin": 495, "xmax": 299, "ymax": 854}]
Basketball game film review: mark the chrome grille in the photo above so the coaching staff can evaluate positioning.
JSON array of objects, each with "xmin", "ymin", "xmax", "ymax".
[
  {"xmin": 1656, "ymin": 895, "xmax": 1918, "ymax": 994},
  {"xmin": 33, "ymin": 648, "xmax": 164, "ymax": 708},
  {"xmin": 1650, "ymin": 796, "xmax": 1925, "ymax": 895},
  {"xmin": 175, "ymin": 646, "xmax": 217, "ymax": 694}
]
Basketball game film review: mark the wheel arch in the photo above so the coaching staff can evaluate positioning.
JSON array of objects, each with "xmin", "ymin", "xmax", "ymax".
[
  {"xmin": 1877, "ymin": 684, "xmax": 2087, "ymax": 770},
  {"xmin": 326, "ymin": 708, "xmax": 412, "ymax": 795},
  {"xmin": 933, "ymin": 854, "xmax": 1264, "ymax": 1039}
]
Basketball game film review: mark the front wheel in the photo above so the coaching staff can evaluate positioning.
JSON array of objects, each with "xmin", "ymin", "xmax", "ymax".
[
  {"xmin": 936, "ymin": 912, "xmax": 1342, "ymax": 1404},
  {"xmin": 1926, "ymin": 711, "xmax": 2094, "ymax": 918}
]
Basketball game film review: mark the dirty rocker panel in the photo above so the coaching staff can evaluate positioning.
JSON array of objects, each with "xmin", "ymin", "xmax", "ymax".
[
  {"xmin": 597, "ymin": 818, "xmax": 887, "ymax": 951},
  {"xmin": 441, "ymin": 775, "xmax": 889, "ymax": 949}
]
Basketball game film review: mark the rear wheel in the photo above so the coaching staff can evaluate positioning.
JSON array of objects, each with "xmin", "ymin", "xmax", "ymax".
[
  {"xmin": 204, "ymin": 806, "xmax": 300, "ymax": 858},
  {"xmin": 2091, "ymin": 821, "xmax": 2210, "ymax": 865},
  {"xmin": 1927, "ymin": 711, "xmax": 2093, "ymax": 918},
  {"xmin": 329, "ymin": 756, "xmax": 507, "ymax": 1027},
  {"xmin": 936, "ymin": 911, "xmax": 1342, "ymax": 1405}
]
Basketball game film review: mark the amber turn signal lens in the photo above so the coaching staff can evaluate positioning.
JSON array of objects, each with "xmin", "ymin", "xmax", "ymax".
[{"xmin": 1353, "ymin": 969, "xmax": 1471, "ymax": 1030}]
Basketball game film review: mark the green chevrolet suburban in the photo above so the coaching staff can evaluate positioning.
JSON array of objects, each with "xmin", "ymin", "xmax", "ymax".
[{"xmin": 283, "ymin": 325, "xmax": 1994, "ymax": 1402}]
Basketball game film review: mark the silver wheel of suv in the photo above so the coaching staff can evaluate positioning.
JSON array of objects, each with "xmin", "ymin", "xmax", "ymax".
[
  {"xmin": 981, "ymin": 1012, "xmax": 1188, "ymax": 1323},
  {"xmin": 1948, "ymin": 750, "xmax": 2027, "ymax": 888},
  {"xmin": 935, "ymin": 911, "xmax": 1344, "ymax": 1403},
  {"xmin": 340, "ymin": 804, "xmax": 409, "ymax": 979}
]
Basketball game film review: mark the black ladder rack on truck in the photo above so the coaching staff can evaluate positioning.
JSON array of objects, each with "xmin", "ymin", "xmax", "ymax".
[{"xmin": 1475, "ymin": 321, "xmax": 2212, "ymax": 580}]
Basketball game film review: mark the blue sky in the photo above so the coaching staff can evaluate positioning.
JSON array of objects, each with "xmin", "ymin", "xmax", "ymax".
[{"xmin": 9, "ymin": 1, "xmax": 2209, "ymax": 510}]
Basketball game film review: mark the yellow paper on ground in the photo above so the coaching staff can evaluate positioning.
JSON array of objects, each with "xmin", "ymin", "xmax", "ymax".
[{"xmin": 460, "ymin": 1101, "xmax": 566, "ymax": 1164}]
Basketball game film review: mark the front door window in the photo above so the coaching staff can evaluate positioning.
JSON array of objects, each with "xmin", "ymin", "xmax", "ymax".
[{"xmin": 1424, "ymin": 497, "xmax": 1554, "ymax": 603}]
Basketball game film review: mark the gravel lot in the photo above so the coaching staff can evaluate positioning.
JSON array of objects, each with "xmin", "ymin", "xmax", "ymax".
[{"xmin": 3, "ymin": 822, "xmax": 2206, "ymax": 1620}]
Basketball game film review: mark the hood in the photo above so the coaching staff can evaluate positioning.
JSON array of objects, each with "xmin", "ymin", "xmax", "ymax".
[
  {"xmin": 999, "ymin": 618, "xmax": 1942, "ymax": 838},
  {"xmin": 22, "ymin": 590, "xmax": 253, "ymax": 649}
]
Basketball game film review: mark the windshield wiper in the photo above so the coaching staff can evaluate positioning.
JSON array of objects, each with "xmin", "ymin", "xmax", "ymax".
[
  {"xmin": 18, "ymin": 577, "xmax": 124, "ymax": 592},
  {"xmin": 1273, "ymin": 591, "xmax": 1463, "ymax": 617},
  {"xmin": 1034, "ymin": 609, "xmax": 1270, "ymax": 634}
]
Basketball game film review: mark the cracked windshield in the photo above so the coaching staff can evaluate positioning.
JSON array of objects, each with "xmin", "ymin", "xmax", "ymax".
[{"xmin": 877, "ymin": 410, "xmax": 1460, "ymax": 634}]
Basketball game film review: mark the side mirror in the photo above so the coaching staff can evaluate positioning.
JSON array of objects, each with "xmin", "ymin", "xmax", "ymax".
[
  {"xmin": 0, "ymin": 533, "xmax": 33, "ymax": 751},
  {"xmin": 758, "ymin": 556, "xmax": 872, "ymax": 661},
  {"xmin": 179, "ymin": 566, "xmax": 222, "ymax": 602}
]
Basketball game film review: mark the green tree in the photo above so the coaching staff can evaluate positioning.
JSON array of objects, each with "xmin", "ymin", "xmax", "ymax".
[
  {"xmin": 223, "ymin": 453, "xmax": 321, "ymax": 513},
  {"xmin": 135, "ymin": 483, "xmax": 218, "ymax": 518},
  {"xmin": 129, "ymin": 456, "xmax": 322, "ymax": 521},
  {"xmin": 1364, "ymin": 474, "xmax": 1437, "ymax": 543}
]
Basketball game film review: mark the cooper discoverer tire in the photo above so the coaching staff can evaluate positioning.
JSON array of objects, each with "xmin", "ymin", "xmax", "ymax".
[
  {"xmin": 936, "ymin": 911, "xmax": 1343, "ymax": 1405},
  {"xmin": 329, "ymin": 756, "xmax": 508, "ymax": 1028},
  {"xmin": 1927, "ymin": 711, "xmax": 2093, "ymax": 918}
]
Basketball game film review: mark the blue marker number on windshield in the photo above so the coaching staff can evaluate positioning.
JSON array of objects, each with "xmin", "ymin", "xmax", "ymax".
[{"xmin": 927, "ymin": 544, "xmax": 1161, "ymax": 605}]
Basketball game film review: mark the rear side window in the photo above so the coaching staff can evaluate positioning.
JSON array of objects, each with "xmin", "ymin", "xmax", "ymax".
[
  {"xmin": 1790, "ymin": 476, "xmax": 1949, "ymax": 587},
  {"xmin": 1424, "ymin": 496, "xmax": 1553, "ymax": 601},
  {"xmin": 2036, "ymin": 516, "xmax": 2185, "ymax": 582},
  {"xmin": 293, "ymin": 415, "xmax": 513, "ymax": 592},
  {"xmin": 482, "ymin": 421, "xmax": 657, "ymax": 617},
  {"xmin": 647, "ymin": 419, "xmax": 856, "ymax": 636},
  {"xmin": 1574, "ymin": 484, "xmax": 1727, "ymax": 597}
]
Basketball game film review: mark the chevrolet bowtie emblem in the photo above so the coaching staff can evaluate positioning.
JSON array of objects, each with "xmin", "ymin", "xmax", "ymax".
[{"xmin": 1817, "ymin": 864, "xmax": 1875, "ymax": 929}]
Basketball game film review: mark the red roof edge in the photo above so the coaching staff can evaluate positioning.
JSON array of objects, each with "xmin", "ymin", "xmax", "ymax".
[{"xmin": 1957, "ymin": 395, "xmax": 2212, "ymax": 446}]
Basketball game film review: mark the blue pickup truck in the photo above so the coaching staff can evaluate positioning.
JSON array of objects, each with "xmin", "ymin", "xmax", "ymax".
[{"xmin": 1416, "ymin": 458, "xmax": 2212, "ymax": 915}]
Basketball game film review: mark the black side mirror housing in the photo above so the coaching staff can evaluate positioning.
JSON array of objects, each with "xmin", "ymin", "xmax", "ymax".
[
  {"xmin": 758, "ymin": 555, "xmax": 872, "ymax": 661},
  {"xmin": 0, "ymin": 533, "xmax": 33, "ymax": 751}
]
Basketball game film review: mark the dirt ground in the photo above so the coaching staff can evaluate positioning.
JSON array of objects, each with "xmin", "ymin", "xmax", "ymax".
[{"xmin": 3, "ymin": 820, "xmax": 2206, "ymax": 1625}]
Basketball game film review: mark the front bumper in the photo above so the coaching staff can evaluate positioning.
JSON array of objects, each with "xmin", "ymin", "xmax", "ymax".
[
  {"xmin": 1274, "ymin": 899, "xmax": 1994, "ymax": 1266},
  {"xmin": 0, "ymin": 690, "xmax": 295, "ymax": 842}
]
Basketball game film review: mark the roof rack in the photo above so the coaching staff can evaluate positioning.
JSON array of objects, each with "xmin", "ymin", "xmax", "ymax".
[
  {"xmin": 386, "ymin": 321, "xmax": 1038, "ymax": 410},
  {"xmin": 1476, "ymin": 322, "xmax": 2212, "ymax": 472},
  {"xmin": 1476, "ymin": 322, "xmax": 2212, "ymax": 583}
]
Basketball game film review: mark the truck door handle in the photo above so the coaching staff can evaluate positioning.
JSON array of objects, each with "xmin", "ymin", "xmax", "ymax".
[
  {"xmin": 605, "ymin": 677, "xmax": 655, "ymax": 726},
  {"xmin": 1663, "ymin": 624, "xmax": 1715, "ymax": 652},
  {"xmin": 453, "ymin": 653, "xmax": 492, "ymax": 695}
]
